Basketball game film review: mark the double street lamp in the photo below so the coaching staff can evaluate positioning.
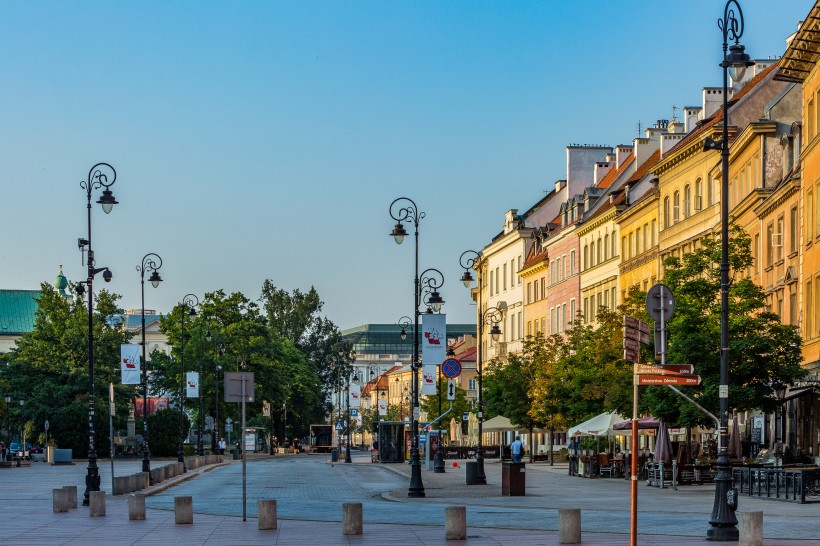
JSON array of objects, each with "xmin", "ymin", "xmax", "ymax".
[
  {"xmin": 460, "ymin": 250, "xmax": 503, "ymax": 485},
  {"xmin": 178, "ymin": 293, "xmax": 199, "ymax": 467},
  {"xmin": 76, "ymin": 163, "xmax": 117, "ymax": 506},
  {"xmin": 389, "ymin": 196, "xmax": 445, "ymax": 498},
  {"xmin": 137, "ymin": 253, "xmax": 162, "ymax": 473},
  {"xmin": 702, "ymin": 1, "xmax": 754, "ymax": 541}
]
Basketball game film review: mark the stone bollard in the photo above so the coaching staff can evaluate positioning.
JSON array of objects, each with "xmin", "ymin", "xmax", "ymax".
[
  {"xmin": 176, "ymin": 462, "xmax": 185, "ymax": 475},
  {"xmin": 174, "ymin": 496, "xmax": 193, "ymax": 524},
  {"xmin": 53, "ymin": 488, "xmax": 71, "ymax": 513},
  {"xmin": 258, "ymin": 499, "xmax": 278, "ymax": 530},
  {"xmin": 150, "ymin": 468, "xmax": 161, "ymax": 485},
  {"xmin": 62, "ymin": 486, "xmax": 78, "ymax": 509},
  {"xmin": 112, "ymin": 476, "xmax": 129, "ymax": 496},
  {"xmin": 559, "ymin": 508, "xmax": 581, "ymax": 544},
  {"xmin": 444, "ymin": 506, "xmax": 466, "ymax": 540},
  {"xmin": 139, "ymin": 472, "xmax": 150, "ymax": 489},
  {"xmin": 128, "ymin": 494, "xmax": 146, "ymax": 521},
  {"xmin": 739, "ymin": 511, "xmax": 763, "ymax": 546},
  {"xmin": 342, "ymin": 503, "xmax": 363, "ymax": 535},
  {"xmin": 89, "ymin": 491, "xmax": 106, "ymax": 517},
  {"xmin": 128, "ymin": 474, "xmax": 137, "ymax": 493}
]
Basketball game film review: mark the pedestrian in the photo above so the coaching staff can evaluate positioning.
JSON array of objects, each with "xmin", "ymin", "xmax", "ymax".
[
  {"xmin": 0, "ymin": 440, "xmax": 5, "ymax": 462},
  {"xmin": 511, "ymin": 436, "xmax": 523, "ymax": 463},
  {"xmin": 218, "ymin": 437, "xmax": 226, "ymax": 455}
]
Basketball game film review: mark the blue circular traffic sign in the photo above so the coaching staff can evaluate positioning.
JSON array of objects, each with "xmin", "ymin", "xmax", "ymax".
[{"xmin": 441, "ymin": 358, "xmax": 462, "ymax": 378}]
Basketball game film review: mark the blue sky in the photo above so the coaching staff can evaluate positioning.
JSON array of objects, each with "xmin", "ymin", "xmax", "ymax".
[{"xmin": 0, "ymin": 1, "xmax": 812, "ymax": 329}]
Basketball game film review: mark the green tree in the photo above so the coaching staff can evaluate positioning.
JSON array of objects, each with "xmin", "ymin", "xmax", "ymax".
[{"xmin": 641, "ymin": 223, "xmax": 805, "ymax": 426}]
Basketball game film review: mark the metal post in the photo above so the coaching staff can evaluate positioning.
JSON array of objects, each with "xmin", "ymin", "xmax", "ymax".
[
  {"xmin": 630, "ymin": 381, "xmax": 639, "ymax": 546},
  {"xmin": 241, "ymin": 376, "xmax": 247, "ymax": 521},
  {"xmin": 345, "ymin": 374, "xmax": 352, "ymax": 463},
  {"xmin": 138, "ymin": 253, "xmax": 162, "ymax": 474},
  {"xmin": 179, "ymin": 303, "xmax": 186, "ymax": 465},
  {"xmin": 198, "ymin": 322, "xmax": 204, "ymax": 456}
]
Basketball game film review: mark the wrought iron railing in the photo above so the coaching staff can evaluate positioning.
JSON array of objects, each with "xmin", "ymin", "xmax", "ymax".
[{"xmin": 732, "ymin": 466, "xmax": 820, "ymax": 504}]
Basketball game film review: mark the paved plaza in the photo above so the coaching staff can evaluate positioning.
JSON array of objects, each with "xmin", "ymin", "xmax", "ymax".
[{"xmin": 0, "ymin": 452, "xmax": 818, "ymax": 545}]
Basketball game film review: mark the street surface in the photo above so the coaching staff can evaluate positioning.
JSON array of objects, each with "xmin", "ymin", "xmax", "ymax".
[{"xmin": 1, "ymin": 452, "xmax": 818, "ymax": 545}]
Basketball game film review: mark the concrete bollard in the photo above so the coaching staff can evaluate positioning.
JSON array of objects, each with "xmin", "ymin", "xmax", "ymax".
[
  {"xmin": 559, "ymin": 508, "xmax": 581, "ymax": 544},
  {"xmin": 150, "ymin": 468, "xmax": 161, "ymax": 485},
  {"xmin": 139, "ymin": 472, "xmax": 149, "ymax": 489},
  {"xmin": 342, "ymin": 503, "xmax": 363, "ymax": 535},
  {"xmin": 128, "ymin": 494, "xmax": 146, "ymax": 521},
  {"xmin": 89, "ymin": 491, "xmax": 106, "ymax": 517},
  {"xmin": 258, "ymin": 499, "xmax": 278, "ymax": 530},
  {"xmin": 53, "ymin": 488, "xmax": 71, "ymax": 513},
  {"xmin": 112, "ymin": 476, "xmax": 129, "ymax": 496},
  {"xmin": 176, "ymin": 462, "xmax": 185, "ymax": 475},
  {"xmin": 739, "ymin": 511, "xmax": 763, "ymax": 546},
  {"xmin": 62, "ymin": 486, "xmax": 78, "ymax": 509},
  {"xmin": 128, "ymin": 474, "xmax": 137, "ymax": 493},
  {"xmin": 444, "ymin": 506, "xmax": 467, "ymax": 540},
  {"xmin": 174, "ymin": 496, "xmax": 193, "ymax": 524}
]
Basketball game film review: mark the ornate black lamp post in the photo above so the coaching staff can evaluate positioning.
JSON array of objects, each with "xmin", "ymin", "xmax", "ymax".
[
  {"xmin": 345, "ymin": 372, "xmax": 357, "ymax": 463},
  {"xmin": 76, "ymin": 163, "xmax": 117, "ymax": 506},
  {"xmin": 178, "ymin": 293, "xmax": 199, "ymax": 466},
  {"xmin": 702, "ymin": 1, "xmax": 754, "ymax": 540},
  {"xmin": 137, "ymin": 254, "xmax": 162, "ymax": 473},
  {"xmin": 389, "ymin": 197, "xmax": 445, "ymax": 498},
  {"xmin": 459, "ymin": 250, "xmax": 504, "ymax": 485}
]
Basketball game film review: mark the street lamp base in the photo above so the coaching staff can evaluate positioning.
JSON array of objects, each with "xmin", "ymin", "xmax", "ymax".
[
  {"xmin": 706, "ymin": 527, "xmax": 739, "ymax": 542},
  {"xmin": 433, "ymin": 452, "xmax": 445, "ymax": 473},
  {"xmin": 474, "ymin": 451, "xmax": 487, "ymax": 485}
]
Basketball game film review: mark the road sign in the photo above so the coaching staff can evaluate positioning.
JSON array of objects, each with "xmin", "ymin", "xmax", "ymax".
[
  {"xmin": 646, "ymin": 284, "xmax": 675, "ymax": 322},
  {"xmin": 634, "ymin": 363, "xmax": 695, "ymax": 375},
  {"xmin": 636, "ymin": 374, "xmax": 701, "ymax": 386},
  {"xmin": 463, "ymin": 411, "xmax": 470, "ymax": 421},
  {"xmin": 44, "ymin": 420, "xmax": 49, "ymax": 432},
  {"xmin": 446, "ymin": 379, "xmax": 456, "ymax": 401},
  {"xmin": 349, "ymin": 408, "xmax": 358, "ymax": 417},
  {"xmin": 419, "ymin": 433, "xmax": 427, "ymax": 445},
  {"xmin": 624, "ymin": 338, "xmax": 640, "ymax": 352},
  {"xmin": 624, "ymin": 348, "xmax": 639, "ymax": 363},
  {"xmin": 225, "ymin": 423, "xmax": 233, "ymax": 432},
  {"xmin": 334, "ymin": 421, "xmax": 345, "ymax": 431},
  {"xmin": 441, "ymin": 358, "xmax": 462, "ymax": 379}
]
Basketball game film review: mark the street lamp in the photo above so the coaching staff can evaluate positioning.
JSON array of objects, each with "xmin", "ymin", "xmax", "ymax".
[
  {"xmin": 137, "ymin": 253, "xmax": 162, "ymax": 474},
  {"xmin": 702, "ymin": 1, "xmax": 753, "ymax": 540},
  {"xmin": 460, "ymin": 250, "xmax": 505, "ymax": 485},
  {"xmin": 346, "ymin": 373, "xmax": 358, "ymax": 463},
  {"xmin": 196, "ymin": 321, "xmax": 205, "ymax": 456},
  {"xmin": 388, "ymin": 197, "xmax": 444, "ymax": 497},
  {"xmin": 178, "ymin": 293, "xmax": 199, "ymax": 467},
  {"xmin": 3, "ymin": 394, "xmax": 9, "ymax": 461},
  {"xmin": 775, "ymin": 384, "xmax": 788, "ymax": 465},
  {"xmin": 433, "ymin": 344, "xmax": 456, "ymax": 474},
  {"xmin": 18, "ymin": 398, "xmax": 25, "ymax": 459},
  {"xmin": 76, "ymin": 162, "xmax": 117, "ymax": 506},
  {"xmin": 215, "ymin": 345, "xmax": 224, "ymax": 452}
]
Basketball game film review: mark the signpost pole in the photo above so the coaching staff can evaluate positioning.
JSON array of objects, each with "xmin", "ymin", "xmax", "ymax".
[
  {"xmin": 241, "ymin": 375, "xmax": 247, "ymax": 522},
  {"xmin": 109, "ymin": 383, "xmax": 115, "ymax": 489},
  {"xmin": 630, "ymin": 378, "xmax": 638, "ymax": 546}
]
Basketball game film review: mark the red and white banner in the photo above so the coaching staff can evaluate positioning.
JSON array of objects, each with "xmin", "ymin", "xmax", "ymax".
[
  {"xmin": 422, "ymin": 313, "xmax": 446, "ymax": 366},
  {"xmin": 186, "ymin": 372, "xmax": 199, "ymax": 398},
  {"xmin": 378, "ymin": 398, "xmax": 387, "ymax": 416},
  {"xmin": 120, "ymin": 344, "xmax": 140, "ymax": 385},
  {"xmin": 421, "ymin": 365, "xmax": 437, "ymax": 396},
  {"xmin": 349, "ymin": 383, "xmax": 361, "ymax": 408}
]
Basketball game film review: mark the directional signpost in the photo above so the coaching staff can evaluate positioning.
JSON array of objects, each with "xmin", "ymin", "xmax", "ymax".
[
  {"xmin": 623, "ymin": 316, "xmax": 650, "ymax": 363},
  {"xmin": 636, "ymin": 374, "xmax": 702, "ymax": 386},
  {"xmin": 633, "ymin": 363, "xmax": 694, "ymax": 376}
]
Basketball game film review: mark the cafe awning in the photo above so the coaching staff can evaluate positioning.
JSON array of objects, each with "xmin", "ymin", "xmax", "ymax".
[
  {"xmin": 481, "ymin": 415, "xmax": 519, "ymax": 433},
  {"xmin": 567, "ymin": 411, "xmax": 626, "ymax": 437}
]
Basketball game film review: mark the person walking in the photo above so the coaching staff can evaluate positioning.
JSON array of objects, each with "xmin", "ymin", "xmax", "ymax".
[{"xmin": 511, "ymin": 436, "xmax": 523, "ymax": 463}]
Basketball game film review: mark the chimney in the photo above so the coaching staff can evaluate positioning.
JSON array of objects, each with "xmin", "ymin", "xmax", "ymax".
[
  {"xmin": 566, "ymin": 145, "xmax": 612, "ymax": 195},
  {"xmin": 615, "ymin": 145, "xmax": 632, "ymax": 170},
  {"xmin": 594, "ymin": 162, "xmax": 614, "ymax": 185},
  {"xmin": 684, "ymin": 107, "xmax": 701, "ymax": 133},
  {"xmin": 702, "ymin": 87, "xmax": 723, "ymax": 119},
  {"xmin": 660, "ymin": 133, "xmax": 685, "ymax": 158}
]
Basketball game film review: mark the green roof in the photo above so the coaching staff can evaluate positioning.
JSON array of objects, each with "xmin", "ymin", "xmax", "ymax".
[{"xmin": 0, "ymin": 290, "xmax": 41, "ymax": 335}]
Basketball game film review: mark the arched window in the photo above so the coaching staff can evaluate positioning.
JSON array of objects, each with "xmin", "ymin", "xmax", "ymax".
[
  {"xmin": 673, "ymin": 191, "xmax": 680, "ymax": 222},
  {"xmin": 597, "ymin": 237, "xmax": 602, "ymax": 263},
  {"xmin": 604, "ymin": 234, "xmax": 610, "ymax": 260},
  {"xmin": 695, "ymin": 178, "xmax": 703, "ymax": 211},
  {"xmin": 590, "ymin": 240, "xmax": 595, "ymax": 266},
  {"xmin": 664, "ymin": 197, "xmax": 670, "ymax": 228},
  {"xmin": 707, "ymin": 176, "xmax": 714, "ymax": 207},
  {"xmin": 612, "ymin": 231, "xmax": 617, "ymax": 257},
  {"xmin": 684, "ymin": 185, "xmax": 691, "ymax": 218},
  {"xmin": 583, "ymin": 244, "xmax": 588, "ymax": 270}
]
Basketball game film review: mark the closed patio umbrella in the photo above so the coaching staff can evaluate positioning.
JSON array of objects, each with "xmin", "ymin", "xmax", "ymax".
[
  {"xmin": 728, "ymin": 415, "xmax": 742, "ymax": 458},
  {"xmin": 654, "ymin": 421, "xmax": 673, "ymax": 465}
]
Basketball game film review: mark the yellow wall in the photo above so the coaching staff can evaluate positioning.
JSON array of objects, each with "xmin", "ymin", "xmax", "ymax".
[{"xmin": 617, "ymin": 190, "xmax": 660, "ymax": 299}]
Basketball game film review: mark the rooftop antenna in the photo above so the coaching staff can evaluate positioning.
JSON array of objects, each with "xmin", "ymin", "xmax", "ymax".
[
  {"xmin": 637, "ymin": 121, "xmax": 643, "ymax": 135},
  {"xmin": 672, "ymin": 105, "xmax": 679, "ymax": 122}
]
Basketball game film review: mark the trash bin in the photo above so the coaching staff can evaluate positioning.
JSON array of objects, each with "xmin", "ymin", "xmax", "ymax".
[
  {"xmin": 232, "ymin": 448, "xmax": 241, "ymax": 460},
  {"xmin": 465, "ymin": 461, "xmax": 480, "ymax": 485},
  {"xmin": 502, "ymin": 462, "xmax": 526, "ymax": 496},
  {"xmin": 331, "ymin": 448, "xmax": 339, "ymax": 462}
]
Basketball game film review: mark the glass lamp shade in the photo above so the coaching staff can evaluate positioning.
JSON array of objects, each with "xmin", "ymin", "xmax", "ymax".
[
  {"xmin": 149, "ymin": 271, "xmax": 162, "ymax": 288},
  {"xmin": 400, "ymin": 327, "xmax": 407, "ymax": 341},
  {"xmin": 428, "ymin": 290, "xmax": 444, "ymax": 313},
  {"xmin": 726, "ymin": 43, "xmax": 754, "ymax": 82},
  {"xmin": 460, "ymin": 270, "xmax": 474, "ymax": 288},
  {"xmin": 390, "ymin": 222, "xmax": 407, "ymax": 245},
  {"xmin": 205, "ymin": 330, "xmax": 212, "ymax": 343},
  {"xmin": 96, "ymin": 190, "xmax": 118, "ymax": 214},
  {"xmin": 490, "ymin": 324, "xmax": 502, "ymax": 342}
]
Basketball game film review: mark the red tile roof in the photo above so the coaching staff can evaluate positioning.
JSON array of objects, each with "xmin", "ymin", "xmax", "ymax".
[
  {"xmin": 627, "ymin": 149, "xmax": 661, "ymax": 183},
  {"xmin": 597, "ymin": 154, "xmax": 634, "ymax": 189}
]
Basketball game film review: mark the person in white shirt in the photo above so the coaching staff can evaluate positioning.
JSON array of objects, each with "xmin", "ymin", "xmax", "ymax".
[{"xmin": 218, "ymin": 438, "xmax": 226, "ymax": 455}]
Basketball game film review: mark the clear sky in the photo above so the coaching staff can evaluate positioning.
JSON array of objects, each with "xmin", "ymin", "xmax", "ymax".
[{"xmin": 0, "ymin": 0, "xmax": 812, "ymax": 330}]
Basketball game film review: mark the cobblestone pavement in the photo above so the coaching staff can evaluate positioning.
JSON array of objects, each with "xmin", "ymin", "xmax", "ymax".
[{"xmin": 1, "ymin": 453, "xmax": 818, "ymax": 545}]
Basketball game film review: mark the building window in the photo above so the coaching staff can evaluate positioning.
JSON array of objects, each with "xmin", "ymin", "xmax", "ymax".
[
  {"xmin": 684, "ymin": 184, "xmax": 691, "ymax": 218},
  {"xmin": 468, "ymin": 378, "xmax": 477, "ymax": 391},
  {"xmin": 503, "ymin": 263, "xmax": 507, "ymax": 290},
  {"xmin": 604, "ymin": 234, "xmax": 610, "ymax": 260},
  {"xmin": 570, "ymin": 250, "xmax": 576, "ymax": 275},
  {"xmin": 590, "ymin": 240, "xmax": 596, "ymax": 266},
  {"xmin": 673, "ymin": 191, "xmax": 680, "ymax": 222},
  {"xmin": 695, "ymin": 178, "xmax": 703, "ymax": 211},
  {"xmin": 809, "ymin": 281, "xmax": 814, "ymax": 337},
  {"xmin": 570, "ymin": 298, "xmax": 576, "ymax": 326},
  {"xmin": 790, "ymin": 206, "xmax": 798, "ymax": 255},
  {"xmin": 651, "ymin": 220, "xmax": 656, "ymax": 246},
  {"xmin": 583, "ymin": 245, "xmax": 588, "ymax": 270},
  {"xmin": 527, "ymin": 282, "xmax": 532, "ymax": 304},
  {"xmin": 776, "ymin": 215, "xmax": 785, "ymax": 262},
  {"xmin": 517, "ymin": 256, "xmax": 522, "ymax": 285},
  {"xmin": 612, "ymin": 231, "xmax": 617, "ymax": 257},
  {"xmin": 754, "ymin": 233, "xmax": 760, "ymax": 274},
  {"xmin": 766, "ymin": 222, "xmax": 774, "ymax": 267},
  {"xmin": 664, "ymin": 196, "xmax": 670, "ymax": 228},
  {"xmin": 809, "ymin": 190, "xmax": 815, "ymax": 242},
  {"xmin": 790, "ymin": 286, "xmax": 798, "ymax": 326}
]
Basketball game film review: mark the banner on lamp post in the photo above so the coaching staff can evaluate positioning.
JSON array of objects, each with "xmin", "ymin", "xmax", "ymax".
[
  {"xmin": 186, "ymin": 372, "xmax": 199, "ymax": 398},
  {"xmin": 421, "ymin": 313, "xmax": 446, "ymax": 366},
  {"xmin": 378, "ymin": 398, "xmax": 387, "ymax": 416},
  {"xmin": 421, "ymin": 365, "xmax": 437, "ymax": 395},
  {"xmin": 120, "ymin": 344, "xmax": 141, "ymax": 385},
  {"xmin": 349, "ymin": 383, "xmax": 361, "ymax": 408}
]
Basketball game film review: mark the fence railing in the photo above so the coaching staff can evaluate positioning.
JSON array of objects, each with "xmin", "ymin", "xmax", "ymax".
[{"xmin": 732, "ymin": 466, "xmax": 820, "ymax": 504}]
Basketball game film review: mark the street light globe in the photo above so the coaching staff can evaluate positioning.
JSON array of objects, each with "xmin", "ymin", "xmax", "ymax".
[
  {"xmin": 726, "ymin": 43, "xmax": 754, "ymax": 81},
  {"xmin": 400, "ymin": 327, "xmax": 407, "ymax": 341},
  {"xmin": 460, "ymin": 270, "xmax": 474, "ymax": 288},
  {"xmin": 489, "ymin": 324, "xmax": 502, "ymax": 342},
  {"xmin": 390, "ymin": 222, "xmax": 407, "ymax": 245},
  {"xmin": 96, "ymin": 190, "xmax": 118, "ymax": 214},
  {"xmin": 428, "ymin": 290, "xmax": 444, "ymax": 313},
  {"xmin": 149, "ymin": 270, "xmax": 162, "ymax": 288}
]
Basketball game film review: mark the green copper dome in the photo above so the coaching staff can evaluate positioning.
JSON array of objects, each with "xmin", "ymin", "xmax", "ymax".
[{"xmin": 54, "ymin": 265, "xmax": 69, "ymax": 295}]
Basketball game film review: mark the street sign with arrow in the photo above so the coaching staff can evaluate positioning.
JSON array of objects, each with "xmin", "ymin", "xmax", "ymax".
[{"xmin": 446, "ymin": 379, "xmax": 456, "ymax": 401}]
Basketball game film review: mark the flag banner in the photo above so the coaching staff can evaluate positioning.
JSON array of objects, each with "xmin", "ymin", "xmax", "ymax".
[
  {"xmin": 421, "ymin": 313, "xmax": 446, "ymax": 366},
  {"xmin": 186, "ymin": 372, "xmax": 199, "ymax": 398},
  {"xmin": 349, "ymin": 383, "xmax": 361, "ymax": 408},
  {"xmin": 120, "ymin": 344, "xmax": 141, "ymax": 385},
  {"xmin": 378, "ymin": 398, "xmax": 387, "ymax": 416},
  {"xmin": 421, "ymin": 364, "xmax": 437, "ymax": 395}
]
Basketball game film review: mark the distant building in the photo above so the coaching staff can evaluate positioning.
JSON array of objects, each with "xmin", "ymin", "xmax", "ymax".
[{"xmin": 0, "ymin": 289, "xmax": 40, "ymax": 353}]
